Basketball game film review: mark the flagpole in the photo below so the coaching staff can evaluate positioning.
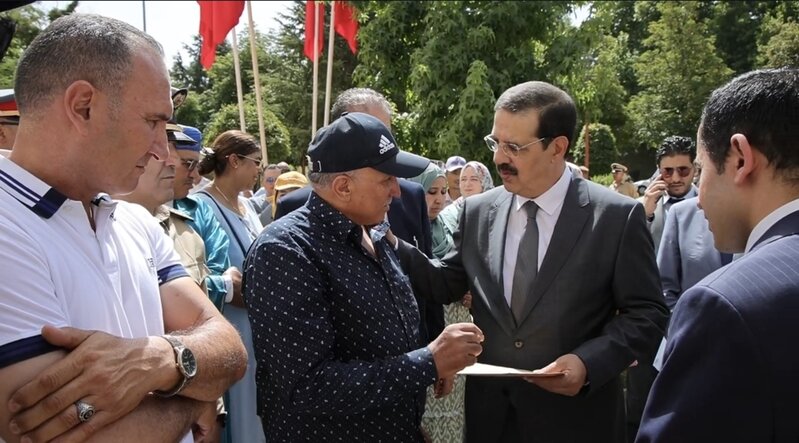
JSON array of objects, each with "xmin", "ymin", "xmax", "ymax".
[
  {"xmin": 323, "ymin": 1, "xmax": 336, "ymax": 126},
  {"xmin": 230, "ymin": 28, "xmax": 246, "ymax": 132},
  {"xmin": 246, "ymin": 0, "xmax": 268, "ymax": 164},
  {"xmin": 141, "ymin": 1, "xmax": 147, "ymax": 33},
  {"xmin": 311, "ymin": 1, "xmax": 320, "ymax": 138}
]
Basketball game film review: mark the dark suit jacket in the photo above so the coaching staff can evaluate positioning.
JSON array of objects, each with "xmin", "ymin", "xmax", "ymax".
[
  {"xmin": 656, "ymin": 197, "xmax": 726, "ymax": 310},
  {"xmin": 275, "ymin": 180, "xmax": 443, "ymax": 341},
  {"xmin": 398, "ymin": 175, "xmax": 668, "ymax": 443},
  {"xmin": 637, "ymin": 209, "xmax": 799, "ymax": 443}
]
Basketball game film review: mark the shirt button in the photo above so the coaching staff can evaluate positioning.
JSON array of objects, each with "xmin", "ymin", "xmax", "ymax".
[{"xmin": 514, "ymin": 340, "xmax": 524, "ymax": 349}]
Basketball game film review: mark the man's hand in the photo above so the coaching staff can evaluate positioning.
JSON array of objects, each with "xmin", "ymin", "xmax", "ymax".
[
  {"xmin": 433, "ymin": 376, "xmax": 455, "ymax": 399},
  {"xmin": 523, "ymin": 353, "xmax": 587, "ymax": 397},
  {"xmin": 224, "ymin": 267, "xmax": 244, "ymax": 308},
  {"xmin": 7, "ymin": 325, "xmax": 174, "ymax": 443},
  {"xmin": 642, "ymin": 175, "xmax": 667, "ymax": 217},
  {"xmin": 461, "ymin": 292, "xmax": 472, "ymax": 309},
  {"xmin": 428, "ymin": 323, "xmax": 483, "ymax": 379},
  {"xmin": 191, "ymin": 401, "xmax": 222, "ymax": 443}
]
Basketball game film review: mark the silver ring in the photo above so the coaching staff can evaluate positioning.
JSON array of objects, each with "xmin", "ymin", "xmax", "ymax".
[{"xmin": 75, "ymin": 400, "xmax": 95, "ymax": 423}]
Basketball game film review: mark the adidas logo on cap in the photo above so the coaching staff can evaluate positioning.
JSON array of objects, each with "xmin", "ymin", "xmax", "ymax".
[{"xmin": 378, "ymin": 134, "xmax": 396, "ymax": 154}]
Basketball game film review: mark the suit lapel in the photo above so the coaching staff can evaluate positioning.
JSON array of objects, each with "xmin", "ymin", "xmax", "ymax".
[
  {"xmin": 485, "ymin": 191, "xmax": 516, "ymax": 336},
  {"xmin": 519, "ymin": 177, "xmax": 590, "ymax": 323}
]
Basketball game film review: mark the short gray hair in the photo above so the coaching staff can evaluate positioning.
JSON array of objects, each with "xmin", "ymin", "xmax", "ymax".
[
  {"xmin": 15, "ymin": 13, "xmax": 164, "ymax": 118},
  {"xmin": 330, "ymin": 88, "xmax": 391, "ymax": 121},
  {"xmin": 309, "ymin": 171, "xmax": 354, "ymax": 189}
]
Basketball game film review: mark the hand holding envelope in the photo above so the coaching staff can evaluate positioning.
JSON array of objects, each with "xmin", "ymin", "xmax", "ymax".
[{"xmin": 458, "ymin": 353, "xmax": 587, "ymax": 397}]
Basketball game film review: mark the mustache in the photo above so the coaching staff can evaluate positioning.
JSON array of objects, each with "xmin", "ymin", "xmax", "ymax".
[{"xmin": 497, "ymin": 163, "xmax": 518, "ymax": 176}]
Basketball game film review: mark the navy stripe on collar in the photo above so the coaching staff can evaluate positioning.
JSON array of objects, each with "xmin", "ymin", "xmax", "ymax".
[
  {"xmin": 0, "ymin": 335, "xmax": 61, "ymax": 369},
  {"xmin": 0, "ymin": 168, "xmax": 68, "ymax": 218}
]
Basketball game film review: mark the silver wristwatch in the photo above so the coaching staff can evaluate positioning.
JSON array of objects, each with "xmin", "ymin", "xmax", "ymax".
[{"xmin": 154, "ymin": 335, "xmax": 197, "ymax": 397}]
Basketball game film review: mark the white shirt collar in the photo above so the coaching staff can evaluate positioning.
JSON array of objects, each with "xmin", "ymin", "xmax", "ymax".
[
  {"xmin": 745, "ymin": 197, "xmax": 799, "ymax": 254},
  {"xmin": 513, "ymin": 166, "xmax": 571, "ymax": 215}
]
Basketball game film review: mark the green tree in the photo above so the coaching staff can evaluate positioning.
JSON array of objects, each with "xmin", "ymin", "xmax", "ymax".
[
  {"xmin": 204, "ymin": 99, "xmax": 292, "ymax": 164},
  {"xmin": 573, "ymin": 123, "xmax": 619, "ymax": 173},
  {"xmin": 758, "ymin": 19, "xmax": 799, "ymax": 68},
  {"xmin": 626, "ymin": 2, "xmax": 732, "ymax": 151},
  {"xmin": 0, "ymin": 5, "xmax": 46, "ymax": 86},
  {"xmin": 356, "ymin": 1, "xmax": 575, "ymax": 166}
]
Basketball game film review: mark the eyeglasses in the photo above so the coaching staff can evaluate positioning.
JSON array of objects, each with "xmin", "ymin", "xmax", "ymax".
[
  {"xmin": 264, "ymin": 177, "xmax": 277, "ymax": 183},
  {"xmin": 179, "ymin": 159, "xmax": 199, "ymax": 172},
  {"xmin": 235, "ymin": 154, "xmax": 264, "ymax": 169},
  {"xmin": 660, "ymin": 166, "xmax": 693, "ymax": 178},
  {"xmin": 484, "ymin": 135, "xmax": 551, "ymax": 157}
]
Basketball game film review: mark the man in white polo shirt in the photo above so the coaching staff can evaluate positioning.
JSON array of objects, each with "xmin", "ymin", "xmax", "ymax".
[{"xmin": 0, "ymin": 14, "xmax": 246, "ymax": 443}]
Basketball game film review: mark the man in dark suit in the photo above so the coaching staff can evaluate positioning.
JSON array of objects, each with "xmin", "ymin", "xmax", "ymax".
[
  {"xmin": 275, "ymin": 88, "xmax": 442, "ymax": 343},
  {"xmin": 637, "ymin": 68, "xmax": 799, "ymax": 442},
  {"xmin": 394, "ymin": 81, "xmax": 668, "ymax": 442}
]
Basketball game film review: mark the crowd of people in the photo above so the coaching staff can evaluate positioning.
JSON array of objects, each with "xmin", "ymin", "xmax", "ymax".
[{"xmin": 1, "ymin": 13, "xmax": 798, "ymax": 443}]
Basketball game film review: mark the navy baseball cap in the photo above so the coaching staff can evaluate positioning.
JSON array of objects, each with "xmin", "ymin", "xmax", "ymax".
[{"xmin": 307, "ymin": 112, "xmax": 429, "ymax": 177}]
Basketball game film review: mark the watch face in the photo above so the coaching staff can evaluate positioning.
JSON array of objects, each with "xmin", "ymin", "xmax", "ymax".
[{"xmin": 179, "ymin": 348, "xmax": 198, "ymax": 378}]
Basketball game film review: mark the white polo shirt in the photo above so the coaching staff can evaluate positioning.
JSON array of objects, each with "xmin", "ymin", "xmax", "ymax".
[{"xmin": 0, "ymin": 157, "xmax": 188, "ymax": 368}]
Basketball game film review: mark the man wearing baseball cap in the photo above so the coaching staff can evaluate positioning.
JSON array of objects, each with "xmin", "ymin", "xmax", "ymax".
[
  {"xmin": 445, "ymin": 155, "xmax": 467, "ymax": 204},
  {"xmin": 242, "ymin": 112, "xmax": 484, "ymax": 441}
]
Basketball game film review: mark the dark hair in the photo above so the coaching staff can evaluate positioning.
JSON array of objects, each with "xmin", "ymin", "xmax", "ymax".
[
  {"xmin": 198, "ymin": 130, "xmax": 260, "ymax": 176},
  {"xmin": 700, "ymin": 68, "xmax": 799, "ymax": 180},
  {"xmin": 331, "ymin": 88, "xmax": 391, "ymax": 121},
  {"xmin": 494, "ymin": 81, "xmax": 577, "ymax": 150},
  {"xmin": 656, "ymin": 136, "xmax": 695, "ymax": 166},
  {"xmin": 15, "ymin": 14, "xmax": 163, "ymax": 118}
]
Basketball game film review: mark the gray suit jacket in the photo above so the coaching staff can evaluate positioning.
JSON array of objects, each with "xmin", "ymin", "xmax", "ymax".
[
  {"xmin": 399, "ymin": 176, "xmax": 668, "ymax": 442},
  {"xmin": 639, "ymin": 186, "xmax": 698, "ymax": 253},
  {"xmin": 656, "ymin": 197, "xmax": 725, "ymax": 310}
]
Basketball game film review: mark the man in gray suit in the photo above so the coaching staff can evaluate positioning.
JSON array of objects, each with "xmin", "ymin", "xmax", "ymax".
[
  {"xmin": 394, "ymin": 81, "xmax": 668, "ymax": 442},
  {"xmin": 657, "ymin": 197, "xmax": 731, "ymax": 310},
  {"xmin": 628, "ymin": 135, "xmax": 698, "ymax": 440},
  {"xmin": 639, "ymin": 136, "xmax": 698, "ymax": 254}
]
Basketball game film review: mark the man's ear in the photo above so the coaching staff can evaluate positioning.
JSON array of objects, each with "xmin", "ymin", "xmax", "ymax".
[
  {"xmin": 729, "ymin": 133, "xmax": 757, "ymax": 185},
  {"xmin": 330, "ymin": 173, "xmax": 354, "ymax": 202},
  {"xmin": 63, "ymin": 80, "xmax": 96, "ymax": 136},
  {"xmin": 550, "ymin": 135, "xmax": 569, "ymax": 160}
]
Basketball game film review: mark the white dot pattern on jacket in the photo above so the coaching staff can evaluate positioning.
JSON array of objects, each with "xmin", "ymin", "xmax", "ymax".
[{"xmin": 243, "ymin": 192, "xmax": 437, "ymax": 441}]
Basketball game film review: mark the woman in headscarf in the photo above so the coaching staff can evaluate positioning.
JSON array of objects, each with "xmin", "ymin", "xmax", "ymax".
[
  {"xmin": 439, "ymin": 160, "xmax": 494, "ymax": 235},
  {"xmin": 409, "ymin": 162, "xmax": 472, "ymax": 443}
]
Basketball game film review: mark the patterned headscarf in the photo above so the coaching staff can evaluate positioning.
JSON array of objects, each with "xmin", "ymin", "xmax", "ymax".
[{"xmin": 462, "ymin": 161, "xmax": 494, "ymax": 192}]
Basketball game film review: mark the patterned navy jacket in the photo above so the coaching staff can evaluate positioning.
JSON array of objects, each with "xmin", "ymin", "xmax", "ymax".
[{"xmin": 243, "ymin": 192, "xmax": 437, "ymax": 441}]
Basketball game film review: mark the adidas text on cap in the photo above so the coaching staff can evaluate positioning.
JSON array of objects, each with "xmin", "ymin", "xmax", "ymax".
[{"xmin": 307, "ymin": 112, "xmax": 430, "ymax": 178}]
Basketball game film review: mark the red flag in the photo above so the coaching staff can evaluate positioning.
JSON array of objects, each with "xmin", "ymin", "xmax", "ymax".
[
  {"xmin": 304, "ymin": 1, "xmax": 324, "ymax": 61},
  {"xmin": 334, "ymin": 2, "xmax": 358, "ymax": 54},
  {"xmin": 198, "ymin": 1, "xmax": 245, "ymax": 70}
]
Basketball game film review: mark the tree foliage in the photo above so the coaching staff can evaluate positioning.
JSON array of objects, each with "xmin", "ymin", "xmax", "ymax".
[
  {"xmin": 5, "ymin": 1, "xmax": 799, "ymax": 175},
  {"xmin": 573, "ymin": 123, "xmax": 619, "ymax": 172},
  {"xmin": 625, "ymin": 1, "xmax": 732, "ymax": 151}
]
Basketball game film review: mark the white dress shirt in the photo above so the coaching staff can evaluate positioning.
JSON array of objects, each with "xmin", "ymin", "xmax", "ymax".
[{"xmin": 503, "ymin": 167, "xmax": 572, "ymax": 307}]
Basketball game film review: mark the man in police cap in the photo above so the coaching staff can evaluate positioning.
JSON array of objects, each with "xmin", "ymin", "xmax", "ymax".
[
  {"xmin": 609, "ymin": 162, "xmax": 638, "ymax": 198},
  {"xmin": 243, "ymin": 112, "xmax": 484, "ymax": 442}
]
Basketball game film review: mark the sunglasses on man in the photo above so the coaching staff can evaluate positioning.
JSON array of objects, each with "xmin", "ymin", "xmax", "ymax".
[{"xmin": 660, "ymin": 166, "xmax": 692, "ymax": 178}]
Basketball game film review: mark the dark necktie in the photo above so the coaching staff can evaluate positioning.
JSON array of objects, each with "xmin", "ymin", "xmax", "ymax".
[{"xmin": 511, "ymin": 201, "xmax": 539, "ymax": 324}]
